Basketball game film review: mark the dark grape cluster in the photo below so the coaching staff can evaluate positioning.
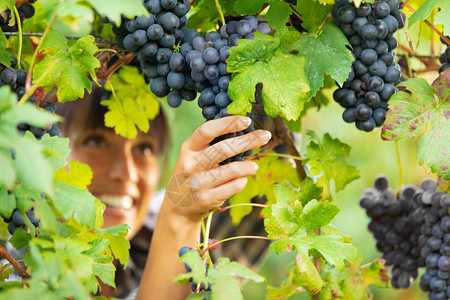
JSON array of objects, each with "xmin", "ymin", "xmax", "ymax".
[
  {"xmin": 361, "ymin": 176, "xmax": 450, "ymax": 298},
  {"xmin": 415, "ymin": 179, "xmax": 450, "ymax": 300},
  {"xmin": 0, "ymin": 59, "xmax": 60, "ymax": 139},
  {"xmin": 332, "ymin": 0, "xmax": 405, "ymax": 132},
  {"xmin": 0, "ymin": 3, "xmax": 35, "ymax": 33},
  {"xmin": 3, "ymin": 209, "xmax": 40, "ymax": 235},
  {"xmin": 438, "ymin": 43, "xmax": 450, "ymax": 74},
  {"xmin": 111, "ymin": 0, "xmax": 193, "ymax": 100},
  {"xmin": 360, "ymin": 176, "xmax": 424, "ymax": 288},
  {"xmin": 178, "ymin": 246, "xmax": 213, "ymax": 298}
]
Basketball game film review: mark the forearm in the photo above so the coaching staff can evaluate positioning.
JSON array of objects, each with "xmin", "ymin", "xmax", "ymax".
[{"xmin": 136, "ymin": 199, "xmax": 202, "ymax": 300}]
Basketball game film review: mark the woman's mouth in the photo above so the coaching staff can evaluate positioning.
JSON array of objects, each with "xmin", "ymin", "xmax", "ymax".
[{"xmin": 97, "ymin": 195, "xmax": 134, "ymax": 210}]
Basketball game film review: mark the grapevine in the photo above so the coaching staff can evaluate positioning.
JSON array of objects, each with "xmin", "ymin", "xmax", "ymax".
[{"xmin": 0, "ymin": 0, "xmax": 448, "ymax": 299}]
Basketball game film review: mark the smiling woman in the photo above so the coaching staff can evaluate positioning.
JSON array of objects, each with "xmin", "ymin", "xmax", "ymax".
[{"xmin": 57, "ymin": 85, "xmax": 169, "ymax": 240}]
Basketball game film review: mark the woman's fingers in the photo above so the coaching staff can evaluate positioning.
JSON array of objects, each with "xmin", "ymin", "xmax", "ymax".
[
  {"xmin": 198, "ymin": 177, "xmax": 249, "ymax": 209},
  {"xmin": 197, "ymin": 161, "xmax": 258, "ymax": 189},
  {"xmin": 193, "ymin": 129, "xmax": 271, "ymax": 170},
  {"xmin": 182, "ymin": 116, "xmax": 252, "ymax": 151}
]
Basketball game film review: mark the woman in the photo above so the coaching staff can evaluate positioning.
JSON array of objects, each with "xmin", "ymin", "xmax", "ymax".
[{"xmin": 57, "ymin": 85, "xmax": 271, "ymax": 299}]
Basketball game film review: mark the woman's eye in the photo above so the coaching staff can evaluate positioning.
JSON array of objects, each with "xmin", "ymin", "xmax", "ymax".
[
  {"xmin": 136, "ymin": 143, "xmax": 154, "ymax": 157},
  {"xmin": 84, "ymin": 136, "xmax": 105, "ymax": 148}
]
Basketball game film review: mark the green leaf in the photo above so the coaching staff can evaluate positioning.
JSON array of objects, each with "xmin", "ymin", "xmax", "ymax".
[
  {"xmin": 0, "ymin": 30, "xmax": 11, "ymax": 67},
  {"xmin": 83, "ymin": 0, "xmax": 147, "ymax": 26},
  {"xmin": 281, "ymin": 22, "xmax": 354, "ymax": 98},
  {"xmin": 93, "ymin": 263, "xmax": 116, "ymax": 288},
  {"xmin": 96, "ymin": 224, "xmax": 130, "ymax": 266},
  {"xmin": 408, "ymin": 0, "xmax": 450, "ymax": 36},
  {"xmin": 227, "ymin": 33, "xmax": 280, "ymax": 73},
  {"xmin": 265, "ymin": 1, "xmax": 292, "ymax": 28},
  {"xmin": 207, "ymin": 257, "xmax": 264, "ymax": 300},
  {"xmin": 299, "ymin": 200, "xmax": 340, "ymax": 230},
  {"xmin": 55, "ymin": 160, "xmax": 93, "ymax": 190},
  {"xmin": 229, "ymin": 155, "xmax": 301, "ymax": 224},
  {"xmin": 228, "ymin": 54, "xmax": 310, "ymax": 120},
  {"xmin": 174, "ymin": 250, "xmax": 207, "ymax": 286},
  {"xmin": 297, "ymin": 177, "xmax": 323, "ymax": 206},
  {"xmin": 233, "ymin": 0, "xmax": 266, "ymax": 14},
  {"xmin": 102, "ymin": 65, "xmax": 160, "ymax": 138},
  {"xmin": 33, "ymin": 31, "xmax": 100, "ymax": 102},
  {"xmin": 295, "ymin": 251, "xmax": 324, "ymax": 294},
  {"xmin": 52, "ymin": 181, "xmax": 97, "ymax": 228},
  {"xmin": 9, "ymin": 228, "xmax": 32, "ymax": 249},
  {"xmin": 267, "ymin": 263, "xmax": 314, "ymax": 299},
  {"xmin": 305, "ymin": 133, "xmax": 360, "ymax": 194},
  {"xmin": 188, "ymin": 0, "xmax": 236, "ymax": 29},
  {"xmin": 0, "ymin": 149, "xmax": 15, "ymax": 187},
  {"xmin": 0, "ymin": 187, "xmax": 16, "ymax": 219},
  {"xmin": 40, "ymin": 134, "xmax": 70, "ymax": 171},
  {"xmin": 381, "ymin": 78, "xmax": 450, "ymax": 179},
  {"xmin": 294, "ymin": 0, "xmax": 329, "ymax": 33}
]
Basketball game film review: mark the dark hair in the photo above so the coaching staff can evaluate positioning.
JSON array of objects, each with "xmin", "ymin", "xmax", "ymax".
[{"xmin": 55, "ymin": 84, "xmax": 170, "ymax": 156}]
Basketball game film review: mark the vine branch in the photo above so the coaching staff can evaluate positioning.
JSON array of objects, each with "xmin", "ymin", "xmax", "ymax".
[
  {"xmin": 3, "ymin": 32, "xmax": 113, "ymax": 44},
  {"xmin": 403, "ymin": 3, "xmax": 450, "ymax": 46},
  {"xmin": 200, "ymin": 235, "xmax": 273, "ymax": 256},
  {"xmin": 0, "ymin": 245, "xmax": 31, "ymax": 279}
]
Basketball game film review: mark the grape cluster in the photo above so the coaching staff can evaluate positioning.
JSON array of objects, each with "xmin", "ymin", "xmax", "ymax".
[
  {"xmin": 415, "ymin": 180, "xmax": 450, "ymax": 300},
  {"xmin": 438, "ymin": 43, "xmax": 450, "ymax": 74},
  {"xmin": 178, "ymin": 246, "xmax": 213, "ymax": 298},
  {"xmin": 3, "ymin": 209, "xmax": 40, "ymax": 235},
  {"xmin": 0, "ymin": 3, "xmax": 35, "ymax": 33},
  {"xmin": 111, "ymin": 0, "xmax": 193, "ymax": 100},
  {"xmin": 0, "ymin": 59, "xmax": 60, "ymax": 139},
  {"xmin": 360, "ymin": 176, "xmax": 423, "ymax": 288},
  {"xmin": 332, "ymin": 0, "xmax": 405, "ymax": 132}
]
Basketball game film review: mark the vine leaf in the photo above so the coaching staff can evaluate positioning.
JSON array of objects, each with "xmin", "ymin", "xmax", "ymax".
[
  {"xmin": 207, "ymin": 257, "xmax": 265, "ymax": 300},
  {"xmin": 305, "ymin": 133, "xmax": 360, "ymax": 194},
  {"xmin": 0, "ymin": 30, "xmax": 11, "ymax": 67},
  {"xmin": 33, "ymin": 31, "xmax": 100, "ymax": 102},
  {"xmin": 96, "ymin": 224, "xmax": 130, "ymax": 266},
  {"xmin": 227, "ymin": 28, "xmax": 310, "ymax": 121},
  {"xmin": 55, "ymin": 160, "xmax": 93, "ymax": 190},
  {"xmin": 408, "ymin": 0, "xmax": 450, "ymax": 36},
  {"xmin": 229, "ymin": 155, "xmax": 301, "ymax": 225},
  {"xmin": 280, "ymin": 22, "xmax": 354, "ymax": 98},
  {"xmin": 322, "ymin": 258, "xmax": 390, "ymax": 300},
  {"xmin": 234, "ymin": 0, "xmax": 291, "ymax": 28},
  {"xmin": 264, "ymin": 183, "xmax": 356, "ymax": 272},
  {"xmin": 381, "ymin": 78, "xmax": 450, "ymax": 180},
  {"xmin": 102, "ymin": 66, "xmax": 160, "ymax": 138},
  {"xmin": 39, "ymin": 134, "xmax": 70, "ymax": 171},
  {"xmin": 175, "ymin": 250, "xmax": 208, "ymax": 286},
  {"xmin": 0, "ymin": 188, "xmax": 15, "ymax": 219},
  {"xmin": 187, "ymin": 0, "xmax": 236, "ymax": 29},
  {"xmin": 294, "ymin": 0, "xmax": 329, "ymax": 33}
]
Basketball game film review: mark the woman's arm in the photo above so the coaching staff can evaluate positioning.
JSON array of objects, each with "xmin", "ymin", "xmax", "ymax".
[{"xmin": 136, "ymin": 116, "xmax": 271, "ymax": 300}]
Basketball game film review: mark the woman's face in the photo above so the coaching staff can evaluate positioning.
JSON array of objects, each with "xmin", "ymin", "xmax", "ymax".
[{"xmin": 66, "ymin": 125, "xmax": 161, "ymax": 239}]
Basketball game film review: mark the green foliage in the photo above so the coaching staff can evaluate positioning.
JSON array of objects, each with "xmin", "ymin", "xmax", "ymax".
[
  {"xmin": 0, "ymin": 30, "xmax": 11, "ymax": 67},
  {"xmin": 408, "ymin": 0, "xmax": 450, "ymax": 36},
  {"xmin": 33, "ymin": 31, "xmax": 100, "ymax": 102},
  {"xmin": 102, "ymin": 65, "xmax": 160, "ymax": 138},
  {"xmin": 227, "ymin": 26, "xmax": 310, "ymax": 121},
  {"xmin": 382, "ymin": 78, "xmax": 450, "ymax": 180},
  {"xmin": 305, "ymin": 133, "xmax": 360, "ymax": 195},
  {"xmin": 280, "ymin": 22, "xmax": 354, "ymax": 98},
  {"xmin": 234, "ymin": 0, "xmax": 292, "ymax": 28}
]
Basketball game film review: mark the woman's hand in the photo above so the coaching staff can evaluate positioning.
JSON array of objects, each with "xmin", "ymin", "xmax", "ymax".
[{"xmin": 164, "ymin": 116, "xmax": 271, "ymax": 221}]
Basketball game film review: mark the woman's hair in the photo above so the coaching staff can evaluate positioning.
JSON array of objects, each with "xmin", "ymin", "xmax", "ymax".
[{"xmin": 55, "ymin": 84, "xmax": 170, "ymax": 156}]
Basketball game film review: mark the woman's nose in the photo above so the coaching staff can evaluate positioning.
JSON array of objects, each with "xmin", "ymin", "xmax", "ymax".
[{"xmin": 108, "ymin": 148, "xmax": 139, "ymax": 183}]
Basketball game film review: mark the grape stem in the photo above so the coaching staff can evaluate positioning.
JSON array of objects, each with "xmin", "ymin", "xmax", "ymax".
[
  {"xmin": 403, "ymin": 3, "xmax": 450, "ymax": 46},
  {"xmin": 395, "ymin": 141, "xmax": 404, "ymax": 192},
  {"xmin": 26, "ymin": 13, "xmax": 57, "ymax": 91},
  {"xmin": 0, "ymin": 245, "xmax": 31, "ymax": 279},
  {"xmin": 216, "ymin": 203, "xmax": 268, "ymax": 213},
  {"xmin": 12, "ymin": 6, "xmax": 23, "ymax": 69},
  {"xmin": 214, "ymin": 0, "xmax": 226, "ymax": 27},
  {"xmin": 203, "ymin": 211, "xmax": 214, "ymax": 267},
  {"xmin": 273, "ymin": 117, "xmax": 307, "ymax": 180},
  {"xmin": 3, "ymin": 32, "xmax": 113, "ymax": 44},
  {"xmin": 18, "ymin": 60, "xmax": 59, "ymax": 105},
  {"xmin": 200, "ymin": 235, "xmax": 273, "ymax": 256}
]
